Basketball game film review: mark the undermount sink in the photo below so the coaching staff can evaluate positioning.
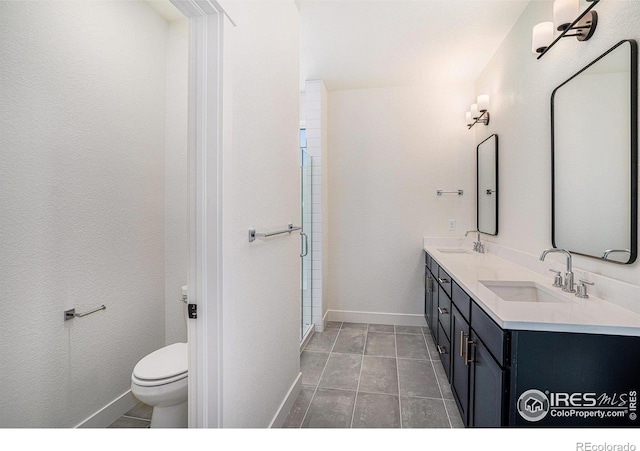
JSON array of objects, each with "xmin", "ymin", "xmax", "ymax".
[
  {"xmin": 437, "ymin": 248, "xmax": 473, "ymax": 254},
  {"xmin": 479, "ymin": 280, "xmax": 569, "ymax": 303}
]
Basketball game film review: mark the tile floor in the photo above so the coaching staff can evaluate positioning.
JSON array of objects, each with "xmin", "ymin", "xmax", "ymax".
[
  {"xmin": 108, "ymin": 402, "xmax": 153, "ymax": 428},
  {"xmin": 283, "ymin": 321, "xmax": 464, "ymax": 428},
  {"xmin": 108, "ymin": 321, "xmax": 463, "ymax": 429}
]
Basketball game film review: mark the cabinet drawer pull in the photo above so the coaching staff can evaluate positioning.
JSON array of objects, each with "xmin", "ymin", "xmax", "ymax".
[
  {"xmin": 438, "ymin": 277, "xmax": 450, "ymax": 284},
  {"xmin": 437, "ymin": 307, "xmax": 448, "ymax": 315},
  {"xmin": 464, "ymin": 338, "xmax": 475, "ymax": 366},
  {"xmin": 437, "ymin": 344, "xmax": 446, "ymax": 355},
  {"xmin": 459, "ymin": 331, "xmax": 467, "ymax": 357}
]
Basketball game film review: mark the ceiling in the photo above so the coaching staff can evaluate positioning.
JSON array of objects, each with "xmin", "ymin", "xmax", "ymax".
[
  {"xmin": 297, "ymin": 0, "xmax": 533, "ymax": 91},
  {"xmin": 144, "ymin": 0, "xmax": 184, "ymax": 22}
]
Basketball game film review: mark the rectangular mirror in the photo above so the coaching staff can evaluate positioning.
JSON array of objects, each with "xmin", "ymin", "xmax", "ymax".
[
  {"xmin": 477, "ymin": 134, "xmax": 498, "ymax": 236},
  {"xmin": 552, "ymin": 40, "xmax": 637, "ymax": 264}
]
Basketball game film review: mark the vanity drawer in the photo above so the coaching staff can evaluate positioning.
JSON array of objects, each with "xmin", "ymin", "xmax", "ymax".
[
  {"xmin": 452, "ymin": 281, "xmax": 471, "ymax": 323},
  {"xmin": 471, "ymin": 302, "xmax": 506, "ymax": 367},
  {"xmin": 437, "ymin": 322, "xmax": 451, "ymax": 380},
  {"xmin": 438, "ymin": 285, "xmax": 451, "ymax": 340},
  {"xmin": 437, "ymin": 267, "xmax": 453, "ymax": 298},
  {"xmin": 429, "ymin": 255, "xmax": 439, "ymax": 276}
]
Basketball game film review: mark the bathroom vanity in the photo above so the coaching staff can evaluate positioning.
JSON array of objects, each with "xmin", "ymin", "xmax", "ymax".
[{"xmin": 424, "ymin": 247, "xmax": 640, "ymax": 428}]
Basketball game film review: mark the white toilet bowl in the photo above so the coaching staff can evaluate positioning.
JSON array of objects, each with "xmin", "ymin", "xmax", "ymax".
[{"xmin": 131, "ymin": 342, "xmax": 188, "ymax": 428}]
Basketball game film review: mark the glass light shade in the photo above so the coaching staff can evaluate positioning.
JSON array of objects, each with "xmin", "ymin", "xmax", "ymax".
[
  {"xmin": 466, "ymin": 111, "xmax": 472, "ymax": 125},
  {"xmin": 532, "ymin": 22, "xmax": 554, "ymax": 54},
  {"xmin": 470, "ymin": 103, "xmax": 479, "ymax": 119},
  {"xmin": 477, "ymin": 95, "xmax": 490, "ymax": 113},
  {"xmin": 553, "ymin": 0, "xmax": 579, "ymax": 31}
]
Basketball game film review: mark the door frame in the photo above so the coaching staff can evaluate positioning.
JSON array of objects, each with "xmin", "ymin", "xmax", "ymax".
[{"xmin": 170, "ymin": 0, "xmax": 233, "ymax": 428}]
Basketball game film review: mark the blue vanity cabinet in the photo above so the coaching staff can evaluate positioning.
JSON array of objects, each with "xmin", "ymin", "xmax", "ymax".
[
  {"xmin": 469, "ymin": 330, "xmax": 507, "ymax": 427},
  {"xmin": 424, "ymin": 250, "xmax": 640, "ymax": 428},
  {"xmin": 451, "ymin": 303, "xmax": 470, "ymax": 426},
  {"xmin": 424, "ymin": 256, "xmax": 433, "ymax": 330}
]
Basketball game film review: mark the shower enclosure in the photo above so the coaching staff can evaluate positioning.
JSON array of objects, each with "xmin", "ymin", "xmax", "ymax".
[{"xmin": 300, "ymin": 131, "xmax": 313, "ymax": 341}]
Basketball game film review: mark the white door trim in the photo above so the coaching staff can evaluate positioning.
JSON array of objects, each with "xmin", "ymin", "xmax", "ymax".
[{"xmin": 170, "ymin": 0, "xmax": 231, "ymax": 428}]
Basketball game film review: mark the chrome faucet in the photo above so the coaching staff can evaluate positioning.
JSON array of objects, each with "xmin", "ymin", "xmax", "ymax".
[
  {"xmin": 540, "ymin": 248, "xmax": 575, "ymax": 293},
  {"xmin": 465, "ymin": 230, "xmax": 485, "ymax": 254},
  {"xmin": 602, "ymin": 249, "xmax": 631, "ymax": 259}
]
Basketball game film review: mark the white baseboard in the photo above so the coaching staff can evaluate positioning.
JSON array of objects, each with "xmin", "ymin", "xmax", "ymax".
[
  {"xmin": 75, "ymin": 390, "xmax": 139, "ymax": 428},
  {"xmin": 269, "ymin": 372, "xmax": 302, "ymax": 428},
  {"xmin": 326, "ymin": 310, "xmax": 427, "ymax": 327}
]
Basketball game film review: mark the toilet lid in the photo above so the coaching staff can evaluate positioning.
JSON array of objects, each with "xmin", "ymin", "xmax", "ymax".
[{"xmin": 133, "ymin": 342, "xmax": 188, "ymax": 381}]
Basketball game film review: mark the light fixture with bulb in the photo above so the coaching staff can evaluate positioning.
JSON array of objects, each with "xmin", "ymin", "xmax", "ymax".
[
  {"xmin": 466, "ymin": 95, "xmax": 490, "ymax": 129},
  {"xmin": 532, "ymin": 0, "xmax": 600, "ymax": 59}
]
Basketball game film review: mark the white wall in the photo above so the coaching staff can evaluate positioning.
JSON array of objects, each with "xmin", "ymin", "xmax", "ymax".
[
  {"xmin": 327, "ymin": 84, "xmax": 475, "ymax": 320},
  {"xmin": 0, "ymin": 1, "xmax": 185, "ymax": 427},
  {"xmin": 164, "ymin": 18, "xmax": 189, "ymax": 345},
  {"xmin": 475, "ymin": 1, "xmax": 640, "ymax": 302},
  {"xmin": 219, "ymin": 0, "xmax": 301, "ymax": 427}
]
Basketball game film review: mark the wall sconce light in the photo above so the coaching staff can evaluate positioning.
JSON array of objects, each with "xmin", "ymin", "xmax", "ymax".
[
  {"xmin": 532, "ymin": 0, "xmax": 600, "ymax": 59},
  {"xmin": 466, "ymin": 95, "xmax": 490, "ymax": 129}
]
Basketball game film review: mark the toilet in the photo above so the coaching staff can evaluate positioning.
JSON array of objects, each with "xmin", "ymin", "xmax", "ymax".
[{"xmin": 131, "ymin": 342, "xmax": 188, "ymax": 428}]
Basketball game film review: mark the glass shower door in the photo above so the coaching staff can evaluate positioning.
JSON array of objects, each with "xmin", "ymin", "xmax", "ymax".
[{"xmin": 300, "ymin": 146, "xmax": 312, "ymax": 341}]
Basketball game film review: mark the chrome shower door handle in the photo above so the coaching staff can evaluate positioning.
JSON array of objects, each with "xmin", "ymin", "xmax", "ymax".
[{"xmin": 300, "ymin": 232, "xmax": 308, "ymax": 257}]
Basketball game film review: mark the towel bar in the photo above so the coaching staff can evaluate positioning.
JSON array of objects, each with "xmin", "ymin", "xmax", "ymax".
[{"xmin": 248, "ymin": 223, "xmax": 302, "ymax": 242}]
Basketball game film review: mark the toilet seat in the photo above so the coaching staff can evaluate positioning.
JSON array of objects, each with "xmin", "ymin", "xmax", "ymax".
[{"xmin": 132, "ymin": 342, "xmax": 187, "ymax": 387}]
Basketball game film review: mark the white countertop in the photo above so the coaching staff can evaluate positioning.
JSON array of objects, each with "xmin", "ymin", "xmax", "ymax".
[{"xmin": 424, "ymin": 245, "xmax": 640, "ymax": 337}]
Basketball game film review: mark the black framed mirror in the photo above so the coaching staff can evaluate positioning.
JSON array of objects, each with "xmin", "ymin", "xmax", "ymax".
[
  {"xmin": 552, "ymin": 39, "xmax": 638, "ymax": 264},
  {"xmin": 477, "ymin": 134, "xmax": 498, "ymax": 236}
]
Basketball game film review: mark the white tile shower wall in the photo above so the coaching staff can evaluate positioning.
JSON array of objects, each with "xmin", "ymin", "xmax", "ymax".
[{"xmin": 304, "ymin": 80, "xmax": 328, "ymax": 332}]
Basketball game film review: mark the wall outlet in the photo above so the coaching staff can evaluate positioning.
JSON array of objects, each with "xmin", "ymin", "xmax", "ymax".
[{"xmin": 448, "ymin": 219, "xmax": 456, "ymax": 231}]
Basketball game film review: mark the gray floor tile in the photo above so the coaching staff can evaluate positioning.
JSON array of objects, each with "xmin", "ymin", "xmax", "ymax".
[
  {"xmin": 301, "ymin": 350, "xmax": 330, "ymax": 386},
  {"xmin": 364, "ymin": 332, "xmax": 396, "ymax": 357},
  {"xmin": 301, "ymin": 388, "xmax": 356, "ymax": 428},
  {"xmin": 352, "ymin": 392, "xmax": 401, "ymax": 428},
  {"xmin": 283, "ymin": 386, "xmax": 316, "ymax": 428},
  {"xmin": 325, "ymin": 321, "xmax": 342, "ymax": 329},
  {"xmin": 304, "ymin": 329, "xmax": 339, "ymax": 352},
  {"xmin": 444, "ymin": 399, "xmax": 465, "ymax": 428},
  {"xmin": 396, "ymin": 333, "xmax": 429, "ymax": 360},
  {"xmin": 423, "ymin": 332, "xmax": 438, "ymax": 359},
  {"xmin": 342, "ymin": 322, "xmax": 368, "ymax": 330},
  {"xmin": 368, "ymin": 324, "xmax": 394, "ymax": 333},
  {"xmin": 107, "ymin": 416, "xmax": 150, "ymax": 428},
  {"xmin": 432, "ymin": 361, "xmax": 454, "ymax": 400},
  {"xmin": 319, "ymin": 353, "xmax": 362, "ymax": 391},
  {"xmin": 398, "ymin": 358, "xmax": 442, "ymax": 398},
  {"xmin": 395, "ymin": 325, "xmax": 423, "ymax": 335},
  {"xmin": 401, "ymin": 397, "xmax": 451, "ymax": 428},
  {"xmin": 332, "ymin": 328, "xmax": 366, "ymax": 354},
  {"xmin": 125, "ymin": 402, "xmax": 153, "ymax": 420},
  {"xmin": 359, "ymin": 356, "xmax": 398, "ymax": 395}
]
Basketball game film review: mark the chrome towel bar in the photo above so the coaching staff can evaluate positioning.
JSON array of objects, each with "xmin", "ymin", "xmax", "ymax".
[
  {"xmin": 64, "ymin": 305, "xmax": 106, "ymax": 321},
  {"xmin": 248, "ymin": 223, "xmax": 302, "ymax": 242},
  {"xmin": 437, "ymin": 190, "xmax": 464, "ymax": 196}
]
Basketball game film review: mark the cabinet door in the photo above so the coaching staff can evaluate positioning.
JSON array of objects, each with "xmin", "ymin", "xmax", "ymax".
[
  {"xmin": 436, "ymin": 322, "xmax": 451, "ymax": 380},
  {"xmin": 451, "ymin": 305, "xmax": 470, "ymax": 426},
  {"xmin": 424, "ymin": 268, "xmax": 432, "ymax": 325},
  {"xmin": 429, "ymin": 278, "xmax": 439, "ymax": 340},
  {"xmin": 437, "ymin": 285, "xmax": 451, "ymax": 340},
  {"xmin": 469, "ymin": 333, "xmax": 506, "ymax": 427}
]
